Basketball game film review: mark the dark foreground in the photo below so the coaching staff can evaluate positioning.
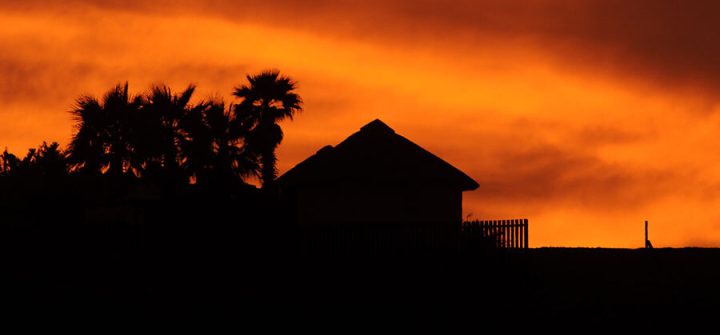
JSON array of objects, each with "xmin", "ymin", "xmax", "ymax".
[{"xmin": 3, "ymin": 228, "xmax": 720, "ymax": 328}]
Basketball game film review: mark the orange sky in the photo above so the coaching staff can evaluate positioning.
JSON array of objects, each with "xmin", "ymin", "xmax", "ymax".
[{"xmin": 2, "ymin": 1, "xmax": 720, "ymax": 247}]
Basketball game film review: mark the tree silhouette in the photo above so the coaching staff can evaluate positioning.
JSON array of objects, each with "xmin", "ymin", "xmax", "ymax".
[
  {"xmin": 7, "ymin": 148, "xmax": 38, "ymax": 178},
  {"xmin": 0, "ymin": 149, "xmax": 18, "ymax": 177},
  {"xmin": 143, "ymin": 84, "xmax": 207, "ymax": 183},
  {"xmin": 0, "ymin": 143, "xmax": 67, "ymax": 183},
  {"xmin": 35, "ymin": 142, "xmax": 67, "ymax": 179},
  {"xmin": 56, "ymin": 72, "xmax": 301, "ymax": 188},
  {"xmin": 68, "ymin": 83, "xmax": 144, "ymax": 177},
  {"xmin": 180, "ymin": 99, "xmax": 259, "ymax": 186},
  {"xmin": 233, "ymin": 70, "xmax": 302, "ymax": 188}
]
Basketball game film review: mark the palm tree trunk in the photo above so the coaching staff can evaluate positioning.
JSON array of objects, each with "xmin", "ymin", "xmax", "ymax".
[{"xmin": 260, "ymin": 146, "xmax": 277, "ymax": 188}]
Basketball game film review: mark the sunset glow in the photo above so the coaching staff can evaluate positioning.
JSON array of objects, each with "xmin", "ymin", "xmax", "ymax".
[{"xmin": 3, "ymin": 1, "xmax": 720, "ymax": 247}]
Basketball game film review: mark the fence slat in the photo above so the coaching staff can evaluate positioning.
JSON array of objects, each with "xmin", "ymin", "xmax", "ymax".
[
  {"xmin": 298, "ymin": 219, "xmax": 529, "ymax": 260},
  {"xmin": 458, "ymin": 218, "xmax": 529, "ymax": 249}
]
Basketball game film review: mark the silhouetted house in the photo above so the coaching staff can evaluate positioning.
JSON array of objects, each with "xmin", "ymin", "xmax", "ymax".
[{"xmin": 278, "ymin": 119, "xmax": 479, "ymax": 226}]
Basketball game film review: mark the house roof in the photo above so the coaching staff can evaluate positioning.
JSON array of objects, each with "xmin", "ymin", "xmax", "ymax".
[{"xmin": 278, "ymin": 119, "xmax": 479, "ymax": 191}]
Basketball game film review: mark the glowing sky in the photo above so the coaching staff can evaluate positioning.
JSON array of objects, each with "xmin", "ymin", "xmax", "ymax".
[{"xmin": 3, "ymin": 1, "xmax": 720, "ymax": 247}]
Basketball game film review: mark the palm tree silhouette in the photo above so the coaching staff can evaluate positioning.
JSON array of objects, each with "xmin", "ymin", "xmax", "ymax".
[
  {"xmin": 206, "ymin": 100, "xmax": 259, "ymax": 180},
  {"xmin": 143, "ymin": 83, "xmax": 204, "ymax": 182},
  {"xmin": 67, "ymin": 94, "xmax": 105, "ymax": 175},
  {"xmin": 180, "ymin": 99, "xmax": 259, "ymax": 185},
  {"xmin": 68, "ymin": 82, "xmax": 144, "ymax": 177},
  {"xmin": 232, "ymin": 70, "xmax": 302, "ymax": 187}
]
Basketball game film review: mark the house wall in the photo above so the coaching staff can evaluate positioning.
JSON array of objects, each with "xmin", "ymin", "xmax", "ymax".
[{"xmin": 291, "ymin": 183, "xmax": 462, "ymax": 225}]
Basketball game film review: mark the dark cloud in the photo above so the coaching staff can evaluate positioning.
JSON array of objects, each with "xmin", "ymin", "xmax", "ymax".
[
  {"xmin": 573, "ymin": 125, "xmax": 646, "ymax": 147},
  {"xmin": 208, "ymin": 0, "xmax": 720, "ymax": 97},
  {"xmin": 5, "ymin": 0, "xmax": 719, "ymax": 96},
  {"xmin": 466, "ymin": 141, "xmax": 680, "ymax": 212},
  {"xmin": 0, "ymin": 57, "xmax": 93, "ymax": 107}
]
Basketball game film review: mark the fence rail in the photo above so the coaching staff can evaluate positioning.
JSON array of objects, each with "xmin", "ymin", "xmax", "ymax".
[
  {"xmin": 461, "ymin": 219, "xmax": 529, "ymax": 249},
  {"xmin": 298, "ymin": 219, "xmax": 529, "ymax": 259}
]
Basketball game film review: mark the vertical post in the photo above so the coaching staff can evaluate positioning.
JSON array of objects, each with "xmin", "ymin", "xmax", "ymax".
[
  {"xmin": 499, "ymin": 220, "xmax": 504, "ymax": 248},
  {"xmin": 516, "ymin": 220, "xmax": 521, "ymax": 249},
  {"xmin": 524, "ymin": 219, "xmax": 529, "ymax": 249},
  {"xmin": 485, "ymin": 220, "xmax": 490, "ymax": 241},
  {"xmin": 512, "ymin": 219, "xmax": 517, "ymax": 248},
  {"xmin": 493, "ymin": 220, "xmax": 499, "ymax": 248},
  {"xmin": 507, "ymin": 220, "xmax": 511, "ymax": 248},
  {"xmin": 506, "ymin": 220, "xmax": 511, "ymax": 248},
  {"xmin": 645, "ymin": 220, "xmax": 648, "ymax": 248},
  {"xmin": 503, "ymin": 220, "xmax": 506, "ymax": 248},
  {"xmin": 510, "ymin": 219, "xmax": 514, "ymax": 248}
]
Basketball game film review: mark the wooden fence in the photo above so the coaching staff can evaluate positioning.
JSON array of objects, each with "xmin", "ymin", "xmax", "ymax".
[
  {"xmin": 298, "ymin": 219, "xmax": 529, "ymax": 259},
  {"xmin": 461, "ymin": 219, "xmax": 528, "ymax": 249}
]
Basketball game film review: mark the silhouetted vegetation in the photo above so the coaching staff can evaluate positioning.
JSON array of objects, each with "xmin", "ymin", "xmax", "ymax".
[
  {"xmin": 2, "ymin": 71, "xmax": 300, "ymax": 199},
  {"xmin": 6, "ymin": 70, "xmax": 718, "ymax": 325},
  {"xmin": 64, "ymin": 81, "xmax": 265, "ymax": 186},
  {"xmin": 233, "ymin": 70, "xmax": 302, "ymax": 187},
  {"xmin": 0, "ymin": 70, "xmax": 304, "ymax": 318}
]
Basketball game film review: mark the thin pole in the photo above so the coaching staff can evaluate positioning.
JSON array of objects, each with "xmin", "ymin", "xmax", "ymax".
[
  {"xmin": 524, "ymin": 219, "xmax": 529, "ymax": 249},
  {"xmin": 645, "ymin": 220, "xmax": 648, "ymax": 249}
]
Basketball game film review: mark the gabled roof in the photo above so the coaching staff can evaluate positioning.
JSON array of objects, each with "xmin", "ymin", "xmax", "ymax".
[{"xmin": 278, "ymin": 119, "xmax": 479, "ymax": 191}]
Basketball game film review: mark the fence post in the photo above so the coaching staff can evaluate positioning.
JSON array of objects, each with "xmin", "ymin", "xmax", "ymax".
[
  {"xmin": 502, "ymin": 220, "xmax": 507, "ymax": 248},
  {"xmin": 493, "ymin": 220, "xmax": 499, "ymax": 248},
  {"xmin": 506, "ymin": 220, "xmax": 511, "ymax": 248},
  {"xmin": 486, "ymin": 220, "xmax": 490, "ymax": 246},
  {"xmin": 524, "ymin": 218, "xmax": 529, "ymax": 249},
  {"xmin": 508, "ymin": 220, "xmax": 515, "ymax": 248},
  {"xmin": 498, "ymin": 220, "xmax": 503, "ymax": 248},
  {"xmin": 505, "ymin": 220, "xmax": 509, "ymax": 248}
]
